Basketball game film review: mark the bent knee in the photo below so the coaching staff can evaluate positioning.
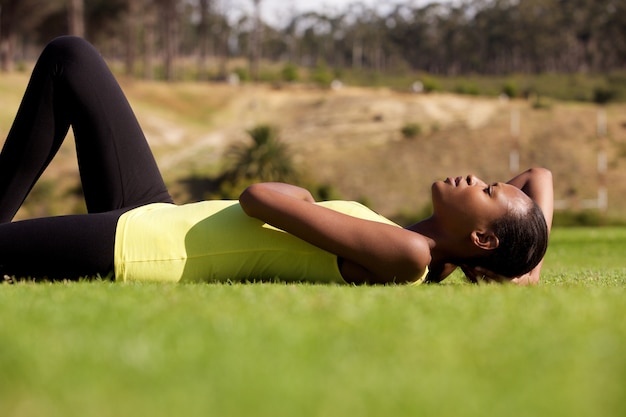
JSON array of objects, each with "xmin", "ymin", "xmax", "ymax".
[{"xmin": 43, "ymin": 36, "xmax": 98, "ymax": 60}]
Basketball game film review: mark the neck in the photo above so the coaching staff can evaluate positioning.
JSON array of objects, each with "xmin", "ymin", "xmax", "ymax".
[{"xmin": 406, "ymin": 215, "xmax": 464, "ymax": 267}]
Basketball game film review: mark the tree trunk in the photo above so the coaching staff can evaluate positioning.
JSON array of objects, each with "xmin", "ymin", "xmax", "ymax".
[
  {"xmin": 197, "ymin": 0, "xmax": 211, "ymax": 80},
  {"xmin": 142, "ymin": 1, "xmax": 157, "ymax": 80},
  {"xmin": 67, "ymin": 0, "xmax": 85, "ymax": 37},
  {"xmin": 0, "ymin": 2, "xmax": 16, "ymax": 72},
  {"xmin": 249, "ymin": 0, "xmax": 262, "ymax": 81},
  {"xmin": 161, "ymin": 0, "xmax": 178, "ymax": 81},
  {"xmin": 125, "ymin": 0, "xmax": 141, "ymax": 76},
  {"xmin": 352, "ymin": 41, "xmax": 362, "ymax": 69}
]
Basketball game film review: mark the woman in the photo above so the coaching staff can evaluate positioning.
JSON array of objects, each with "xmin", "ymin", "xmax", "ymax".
[{"xmin": 0, "ymin": 37, "xmax": 553, "ymax": 285}]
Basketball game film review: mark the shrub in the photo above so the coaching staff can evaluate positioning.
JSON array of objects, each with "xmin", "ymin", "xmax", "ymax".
[
  {"xmin": 314, "ymin": 183, "xmax": 342, "ymax": 201},
  {"xmin": 401, "ymin": 123, "xmax": 422, "ymax": 139},
  {"xmin": 421, "ymin": 76, "xmax": 441, "ymax": 92},
  {"xmin": 531, "ymin": 95, "xmax": 552, "ymax": 110},
  {"xmin": 222, "ymin": 124, "xmax": 299, "ymax": 189},
  {"xmin": 281, "ymin": 63, "xmax": 299, "ymax": 82},
  {"xmin": 593, "ymin": 86, "xmax": 615, "ymax": 104},
  {"xmin": 502, "ymin": 81, "xmax": 518, "ymax": 98},
  {"xmin": 454, "ymin": 82, "xmax": 480, "ymax": 96},
  {"xmin": 311, "ymin": 60, "xmax": 333, "ymax": 86},
  {"xmin": 233, "ymin": 67, "xmax": 250, "ymax": 82},
  {"xmin": 551, "ymin": 209, "xmax": 626, "ymax": 227}
]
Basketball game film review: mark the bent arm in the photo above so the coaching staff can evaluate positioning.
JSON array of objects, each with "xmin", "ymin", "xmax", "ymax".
[
  {"xmin": 507, "ymin": 167, "xmax": 554, "ymax": 285},
  {"xmin": 239, "ymin": 183, "xmax": 430, "ymax": 284}
]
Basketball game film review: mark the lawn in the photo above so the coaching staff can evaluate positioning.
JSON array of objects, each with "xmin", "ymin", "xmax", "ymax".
[{"xmin": 0, "ymin": 227, "xmax": 625, "ymax": 417}]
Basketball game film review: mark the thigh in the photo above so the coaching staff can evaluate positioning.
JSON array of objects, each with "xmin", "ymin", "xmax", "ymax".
[
  {"xmin": 0, "ymin": 209, "xmax": 126, "ymax": 280},
  {"xmin": 0, "ymin": 37, "xmax": 172, "ymax": 221},
  {"xmin": 55, "ymin": 37, "xmax": 173, "ymax": 210}
]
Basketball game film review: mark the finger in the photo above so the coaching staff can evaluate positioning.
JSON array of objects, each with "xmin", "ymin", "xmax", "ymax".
[{"xmin": 460, "ymin": 265, "xmax": 479, "ymax": 283}]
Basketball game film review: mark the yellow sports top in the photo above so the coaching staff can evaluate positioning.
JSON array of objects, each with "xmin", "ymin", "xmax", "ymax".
[{"xmin": 114, "ymin": 200, "xmax": 427, "ymax": 284}]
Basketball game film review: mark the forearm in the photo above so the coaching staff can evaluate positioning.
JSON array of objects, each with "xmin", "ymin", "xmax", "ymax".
[
  {"xmin": 239, "ymin": 182, "xmax": 315, "ymax": 219},
  {"xmin": 426, "ymin": 263, "xmax": 458, "ymax": 283},
  {"xmin": 239, "ymin": 182, "xmax": 430, "ymax": 284},
  {"xmin": 508, "ymin": 168, "xmax": 554, "ymax": 284},
  {"xmin": 507, "ymin": 167, "xmax": 554, "ymax": 230},
  {"xmin": 511, "ymin": 261, "xmax": 542, "ymax": 285}
]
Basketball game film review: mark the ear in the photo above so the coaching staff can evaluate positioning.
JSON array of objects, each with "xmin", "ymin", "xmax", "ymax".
[{"xmin": 471, "ymin": 230, "xmax": 499, "ymax": 251}]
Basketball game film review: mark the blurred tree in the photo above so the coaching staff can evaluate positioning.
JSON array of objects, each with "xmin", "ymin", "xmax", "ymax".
[
  {"xmin": 125, "ymin": 0, "xmax": 140, "ymax": 76},
  {"xmin": 197, "ymin": 0, "xmax": 211, "ymax": 80},
  {"xmin": 0, "ymin": 0, "xmax": 624, "ymax": 78},
  {"xmin": 387, "ymin": 3, "xmax": 446, "ymax": 73},
  {"xmin": 295, "ymin": 12, "xmax": 338, "ymax": 68},
  {"xmin": 142, "ymin": 0, "xmax": 158, "ymax": 80},
  {"xmin": 249, "ymin": 0, "xmax": 262, "ymax": 80},
  {"xmin": 210, "ymin": 10, "xmax": 231, "ymax": 80},
  {"xmin": 159, "ymin": 0, "xmax": 178, "ymax": 81},
  {"xmin": 0, "ymin": 0, "xmax": 63, "ymax": 71},
  {"xmin": 80, "ymin": 0, "xmax": 127, "ymax": 55},
  {"xmin": 349, "ymin": 5, "xmax": 384, "ymax": 71},
  {"xmin": 604, "ymin": 0, "xmax": 626, "ymax": 67}
]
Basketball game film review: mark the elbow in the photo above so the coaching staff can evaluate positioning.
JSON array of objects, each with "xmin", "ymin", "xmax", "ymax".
[
  {"xmin": 239, "ymin": 184, "xmax": 263, "ymax": 217},
  {"xmin": 386, "ymin": 258, "xmax": 429, "ymax": 285},
  {"xmin": 529, "ymin": 167, "xmax": 553, "ymax": 180}
]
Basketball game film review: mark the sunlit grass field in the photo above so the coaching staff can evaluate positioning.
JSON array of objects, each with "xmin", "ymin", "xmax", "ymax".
[{"xmin": 0, "ymin": 227, "xmax": 625, "ymax": 417}]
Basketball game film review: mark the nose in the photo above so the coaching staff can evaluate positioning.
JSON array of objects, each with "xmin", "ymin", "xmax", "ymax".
[{"xmin": 466, "ymin": 174, "xmax": 486, "ymax": 186}]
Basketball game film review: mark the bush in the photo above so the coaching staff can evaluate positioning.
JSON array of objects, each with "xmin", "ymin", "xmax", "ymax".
[
  {"xmin": 502, "ymin": 81, "xmax": 518, "ymax": 98},
  {"xmin": 593, "ymin": 86, "xmax": 615, "ymax": 104},
  {"xmin": 454, "ymin": 82, "xmax": 480, "ymax": 95},
  {"xmin": 311, "ymin": 60, "xmax": 333, "ymax": 86},
  {"xmin": 551, "ymin": 209, "xmax": 626, "ymax": 227},
  {"xmin": 233, "ymin": 67, "xmax": 250, "ymax": 82},
  {"xmin": 421, "ymin": 76, "xmax": 441, "ymax": 92},
  {"xmin": 401, "ymin": 123, "xmax": 422, "ymax": 139},
  {"xmin": 531, "ymin": 95, "xmax": 552, "ymax": 110},
  {"xmin": 313, "ymin": 183, "xmax": 342, "ymax": 201},
  {"xmin": 281, "ymin": 63, "xmax": 299, "ymax": 82}
]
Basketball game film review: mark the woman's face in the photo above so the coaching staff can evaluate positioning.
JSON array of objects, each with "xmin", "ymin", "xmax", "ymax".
[{"xmin": 431, "ymin": 175, "xmax": 531, "ymax": 235}]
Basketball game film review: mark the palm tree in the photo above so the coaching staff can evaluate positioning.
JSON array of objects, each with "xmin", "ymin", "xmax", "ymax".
[{"xmin": 224, "ymin": 125, "xmax": 298, "ymax": 185}]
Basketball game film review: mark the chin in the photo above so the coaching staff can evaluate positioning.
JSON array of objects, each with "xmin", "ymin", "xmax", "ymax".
[
  {"xmin": 431, "ymin": 181, "xmax": 447, "ymax": 200},
  {"xmin": 430, "ymin": 184, "xmax": 445, "ymax": 212},
  {"xmin": 431, "ymin": 180, "xmax": 444, "ymax": 193}
]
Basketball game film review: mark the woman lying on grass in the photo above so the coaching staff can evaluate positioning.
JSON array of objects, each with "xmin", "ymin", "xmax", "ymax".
[{"xmin": 0, "ymin": 37, "xmax": 553, "ymax": 285}]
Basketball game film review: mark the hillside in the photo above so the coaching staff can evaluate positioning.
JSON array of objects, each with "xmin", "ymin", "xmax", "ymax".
[{"xmin": 2, "ymin": 73, "xmax": 626, "ymax": 222}]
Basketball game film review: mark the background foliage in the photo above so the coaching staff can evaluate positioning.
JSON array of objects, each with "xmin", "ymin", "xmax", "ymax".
[{"xmin": 0, "ymin": 0, "xmax": 625, "ymax": 99}]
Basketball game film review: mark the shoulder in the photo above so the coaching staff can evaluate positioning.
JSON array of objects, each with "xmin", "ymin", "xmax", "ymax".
[
  {"xmin": 340, "ymin": 230, "xmax": 430, "ymax": 285},
  {"xmin": 370, "ymin": 228, "xmax": 431, "ymax": 284},
  {"xmin": 401, "ymin": 231, "xmax": 432, "ymax": 282}
]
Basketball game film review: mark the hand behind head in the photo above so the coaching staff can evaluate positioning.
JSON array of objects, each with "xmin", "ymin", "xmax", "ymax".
[{"xmin": 460, "ymin": 264, "xmax": 507, "ymax": 284}]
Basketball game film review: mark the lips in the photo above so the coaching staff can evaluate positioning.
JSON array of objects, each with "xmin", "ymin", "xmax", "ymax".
[
  {"xmin": 445, "ymin": 176, "xmax": 462, "ymax": 186},
  {"xmin": 444, "ymin": 176, "xmax": 470, "ymax": 187}
]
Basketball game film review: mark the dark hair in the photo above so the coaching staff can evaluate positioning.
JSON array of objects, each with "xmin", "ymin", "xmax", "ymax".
[{"xmin": 473, "ymin": 201, "xmax": 549, "ymax": 279}]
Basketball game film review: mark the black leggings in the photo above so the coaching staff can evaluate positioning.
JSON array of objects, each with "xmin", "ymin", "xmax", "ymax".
[{"xmin": 0, "ymin": 36, "xmax": 172, "ymax": 279}]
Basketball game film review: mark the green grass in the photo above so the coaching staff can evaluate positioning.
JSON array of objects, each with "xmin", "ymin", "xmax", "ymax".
[{"xmin": 1, "ymin": 227, "xmax": 625, "ymax": 417}]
